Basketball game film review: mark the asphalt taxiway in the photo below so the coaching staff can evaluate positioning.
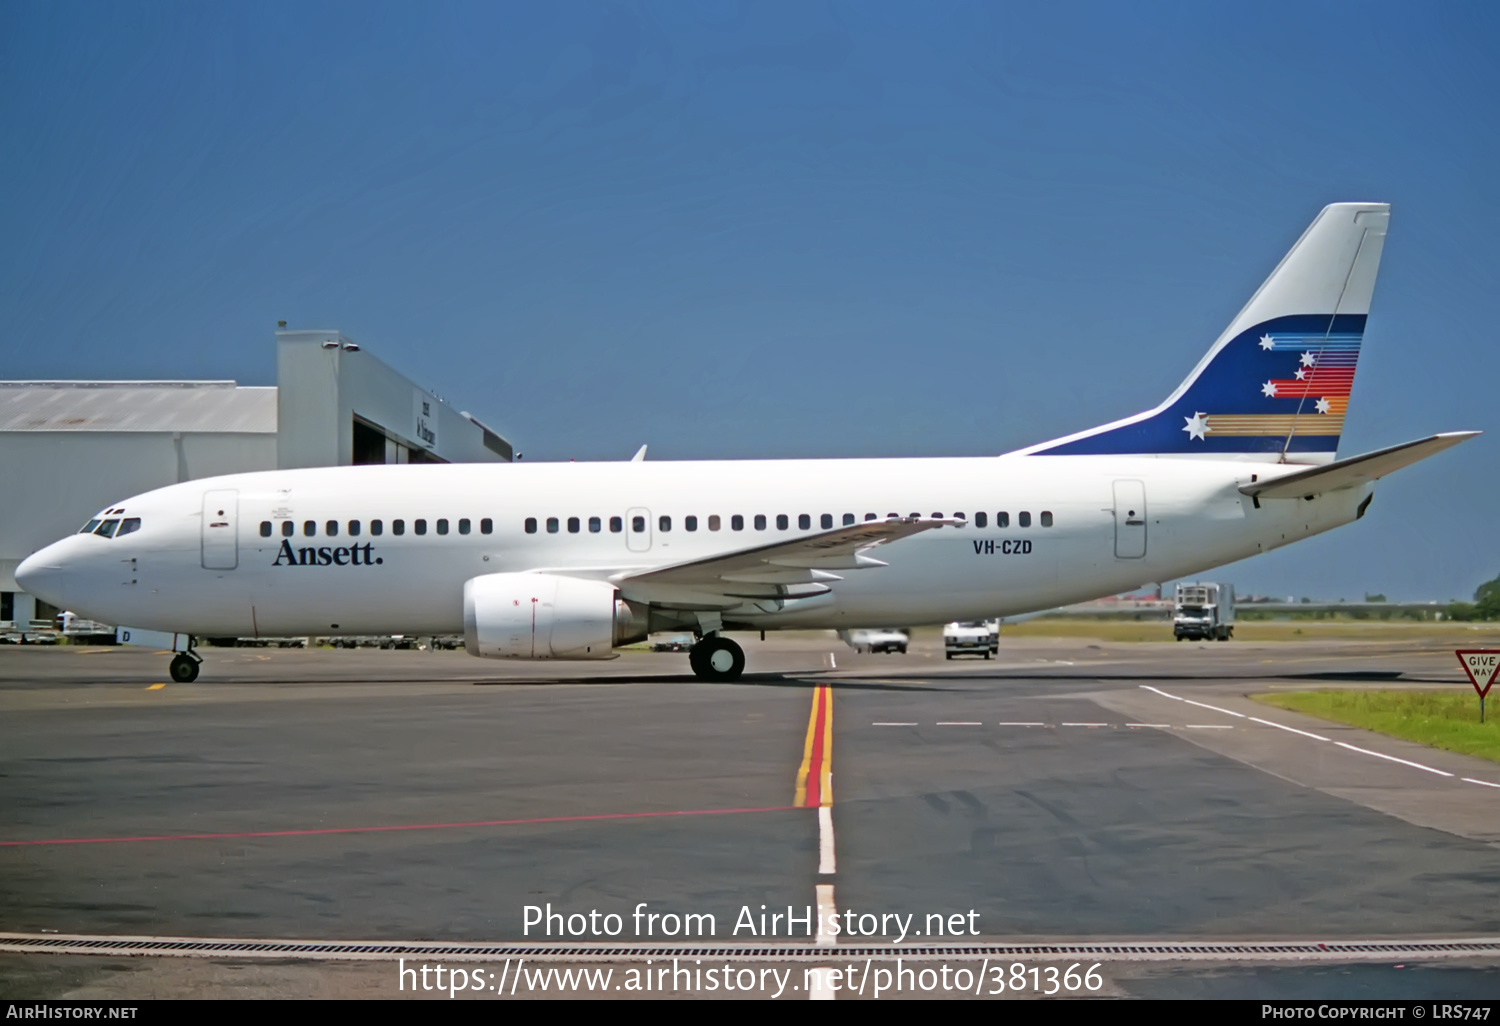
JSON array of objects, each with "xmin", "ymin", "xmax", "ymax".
[{"xmin": 2, "ymin": 631, "xmax": 1499, "ymax": 999}]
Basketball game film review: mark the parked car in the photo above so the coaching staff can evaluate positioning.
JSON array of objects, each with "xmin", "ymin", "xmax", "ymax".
[
  {"xmin": 840, "ymin": 628, "xmax": 910, "ymax": 654},
  {"xmin": 943, "ymin": 621, "xmax": 996, "ymax": 659},
  {"xmin": 651, "ymin": 633, "xmax": 695, "ymax": 652}
]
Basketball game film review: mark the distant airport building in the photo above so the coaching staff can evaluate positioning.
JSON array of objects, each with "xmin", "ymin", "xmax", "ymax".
[{"xmin": 0, "ymin": 329, "xmax": 512, "ymax": 628}]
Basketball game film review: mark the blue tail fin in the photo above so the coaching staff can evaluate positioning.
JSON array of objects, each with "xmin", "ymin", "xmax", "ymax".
[{"xmin": 1019, "ymin": 203, "xmax": 1389, "ymax": 464}]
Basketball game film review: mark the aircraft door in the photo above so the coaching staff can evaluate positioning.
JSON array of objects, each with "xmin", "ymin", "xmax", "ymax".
[
  {"xmin": 1112, "ymin": 480, "xmax": 1147, "ymax": 559},
  {"xmin": 201, "ymin": 489, "xmax": 239, "ymax": 570},
  {"xmin": 625, "ymin": 507, "xmax": 652, "ymax": 553}
]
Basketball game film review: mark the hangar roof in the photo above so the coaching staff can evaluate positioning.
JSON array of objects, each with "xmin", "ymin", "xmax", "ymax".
[{"xmin": 0, "ymin": 381, "xmax": 276, "ymax": 433}]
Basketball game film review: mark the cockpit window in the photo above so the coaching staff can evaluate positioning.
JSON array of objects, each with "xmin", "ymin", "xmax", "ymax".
[
  {"xmin": 94, "ymin": 519, "xmax": 121, "ymax": 538},
  {"xmin": 79, "ymin": 519, "xmax": 101, "ymax": 534},
  {"xmin": 116, "ymin": 518, "xmax": 142, "ymax": 537}
]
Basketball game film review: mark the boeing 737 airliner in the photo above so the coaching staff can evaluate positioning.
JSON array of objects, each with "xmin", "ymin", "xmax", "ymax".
[{"xmin": 15, "ymin": 203, "xmax": 1478, "ymax": 682}]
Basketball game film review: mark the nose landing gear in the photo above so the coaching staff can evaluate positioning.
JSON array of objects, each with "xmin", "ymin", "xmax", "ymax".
[
  {"xmin": 168, "ymin": 648, "xmax": 201, "ymax": 683},
  {"xmin": 688, "ymin": 635, "xmax": 745, "ymax": 681}
]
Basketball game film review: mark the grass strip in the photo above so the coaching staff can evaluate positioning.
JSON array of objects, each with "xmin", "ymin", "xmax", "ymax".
[{"xmin": 1252, "ymin": 690, "xmax": 1500, "ymax": 763}]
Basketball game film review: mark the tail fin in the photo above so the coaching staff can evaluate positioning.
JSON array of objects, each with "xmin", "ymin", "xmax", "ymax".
[{"xmin": 1020, "ymin": 202, "xmax": 1390, "ymax": 464}]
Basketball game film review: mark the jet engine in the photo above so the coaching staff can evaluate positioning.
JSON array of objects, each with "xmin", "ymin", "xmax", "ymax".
[{"xmin": 463, "ymin": 573, "xmax": 648, "ymax": 659}]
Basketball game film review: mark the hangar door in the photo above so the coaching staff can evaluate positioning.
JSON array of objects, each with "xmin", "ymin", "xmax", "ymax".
[
  {"xmin": 1112, "ymin": 480, "xmax": 1147, "ymax": 559},
  {"xmin": 201, "ymin": 489, "xmax": 239, "ymax": 570}
]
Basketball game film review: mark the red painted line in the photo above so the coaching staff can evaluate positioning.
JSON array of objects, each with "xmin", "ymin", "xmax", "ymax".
[
  {"xmin": 803, "ymin": 687, "xmax": 828, "ymax": 808},
  {"xmin": 0, "ymin": 805, "xmax": 800, "ymax": 849}
]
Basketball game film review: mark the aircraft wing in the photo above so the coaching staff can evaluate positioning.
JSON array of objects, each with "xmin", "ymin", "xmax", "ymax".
[
  {"xmin": 612, "ymin": 517, "xmax": 951, "ymax": 603},
  {"xmin": 1240, "ymin": 431, "xmax": 1480, "ymax": 500}
]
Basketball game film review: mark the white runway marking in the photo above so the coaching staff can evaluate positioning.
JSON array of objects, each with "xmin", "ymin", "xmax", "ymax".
[
  {"xmin": 1145, "ymin": 687, "xmax": 1470, "ymax": 783},
  {"xmin": 1333, "ymin": 740, "xmax": 1453, "ymax": 777},
  {"xmin": 1185, "ymin": 725, "xmax": 1234, "ymax": 730},
  {"xmin": 1127, "ymin": 723, "xmax": 1171, "ymax": 728},
  {"xmin": 1248, "ymin": 715, "xmax": 1331, "ymax": 742},
  {"xmin": 808, "ymin": 965, "xmax": 837, "ymax": 1000},
  {"xmin": 998, "ymin": 722, "xmax": 1046, "ymax": 726},
  {"xmin": 818, "ymin": 806, "xmax": 836, "ymax": 875},
  {"xmin": 1061, "ymin": 722, "xmax": 1108, "ymax": 727},
  {"xmin": 1463, "ymin": 778, "xmax": 1500, "ymax": 789},
  {"xmin": 936, "ymin": 721, "xmax": 983, "ymax": 726},
  {"xmin": 815, "ymin": 884, "xmax": 837, "ymax": 947},
  {"xmin": 871, "ymin": 722, "xmax": 917, "ymax": 726}
]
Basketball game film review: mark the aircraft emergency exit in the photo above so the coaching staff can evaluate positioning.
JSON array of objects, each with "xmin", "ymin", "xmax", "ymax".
[{"xmin": 16, "ymin": 203, "xmax": 1478, "ymax": 683}]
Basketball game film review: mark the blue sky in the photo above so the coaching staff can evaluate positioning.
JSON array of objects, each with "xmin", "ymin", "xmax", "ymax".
[{"xmin": 2, "ymin": 1, "xmax": 1496, "ymax": 601}]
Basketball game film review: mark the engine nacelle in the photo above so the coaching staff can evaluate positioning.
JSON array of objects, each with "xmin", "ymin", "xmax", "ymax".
[{"xmin": 463, "ymin": 573, "xmax": 648, "ymax": 660}]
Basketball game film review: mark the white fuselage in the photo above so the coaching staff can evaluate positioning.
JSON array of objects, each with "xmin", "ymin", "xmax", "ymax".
[{"xmin": 20, "ymin": 455, "xmax": 1368, "ymax": 640}]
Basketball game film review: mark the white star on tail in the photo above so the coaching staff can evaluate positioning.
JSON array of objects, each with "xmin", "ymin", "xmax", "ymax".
[
  {"xmin": 1295, "ymin": 369, "xmax": 1307, "ymax": 380},
  {"xmin": 1262, "ymin": 381, "xmax": 1278, "ymax": 397},
  {"xmin": 1183, "ymin": 412, "xmax": 1208, "ymax": 440},
  {"xmin": 1315, "ymin": 397, "xmax": 1331, "ymax": 414},
  {"xmin": 1301, "ymin": 351, "xmax": 1317, "ymax": 367},
  {"xmin": 1259, "ymin": 335, "xmax": 1275, "ymax": 350}
]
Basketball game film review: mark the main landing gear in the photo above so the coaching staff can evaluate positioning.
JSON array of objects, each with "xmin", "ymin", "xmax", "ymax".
[
  {"xmin": 688, "ymin": 635, "xmax": 745, "ymax": 682},
  {"xmin": 168, "ymin": 646, "xmax": 201, "ymax": 683}
]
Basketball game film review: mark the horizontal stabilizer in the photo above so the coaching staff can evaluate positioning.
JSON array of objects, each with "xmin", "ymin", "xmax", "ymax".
[{"xmin": 1239, "ymin": 431, "xmax": 1480, "ymax": 500}]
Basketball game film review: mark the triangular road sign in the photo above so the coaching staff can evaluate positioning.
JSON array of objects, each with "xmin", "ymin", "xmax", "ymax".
[{"xmin": 1456, "ymin": 650, "xmax": 1500, "ymax": 699}]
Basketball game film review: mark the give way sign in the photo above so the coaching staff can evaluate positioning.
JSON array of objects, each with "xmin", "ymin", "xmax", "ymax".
[{"xmin": 1455, "ymin": 650, "xmax": 1500, "ymax": 699}]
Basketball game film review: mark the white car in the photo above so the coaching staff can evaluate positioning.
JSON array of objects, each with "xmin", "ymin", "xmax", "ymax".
[
  {"xmin": 841, "ymin": 628, "xmax": 909, "ymax": 654},
  {"xmin": 943, "ymin": 621, "xmax": 996, "ymax": 659}
]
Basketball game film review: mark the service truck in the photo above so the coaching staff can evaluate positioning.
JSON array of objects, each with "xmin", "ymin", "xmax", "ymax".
[{"xmin": 1173, "ymin": 582, "xmax": 1235, "ymax": 641}]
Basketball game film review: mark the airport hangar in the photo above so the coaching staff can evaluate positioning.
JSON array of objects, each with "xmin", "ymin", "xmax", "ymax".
[{"xmin": 0, "ymin": 329, "xmax": 513, "ymax": 628}]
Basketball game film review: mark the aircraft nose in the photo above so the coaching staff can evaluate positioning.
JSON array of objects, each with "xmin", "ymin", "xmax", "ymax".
[{"xmin": 15, "ymin": 546, "xmax": 68, "ymax": 607}]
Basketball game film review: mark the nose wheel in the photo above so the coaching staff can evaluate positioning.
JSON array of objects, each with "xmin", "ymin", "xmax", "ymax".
[
  {"xmin": 688, "ymin": 636, "xmax": 745, "ymax": 681},
  {"xmin": 168, "ymin": 651, "xmax": 201, "ymax": 683}
]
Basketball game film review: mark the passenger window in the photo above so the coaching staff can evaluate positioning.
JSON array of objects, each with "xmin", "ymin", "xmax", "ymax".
[
  {"xmin": 659, "ymin": 516, "xmax": 671, "ymax": 532},
  {"xmin": 754, "ymin": 515, "xmax": 767, "ymax": 531},
  {"xmin": 953, "ymin": 512, "xmax": 966, "ymax": 522},
  {"xmin": 349, "ymin": 520, "xmax": 361, "ymax": 537},
  {"xmin": 931, "ymin": 513, "xmax": 943, "ymax": 520},
  {"xmin": 799, "ymin": 514, "xmax": 811, "ymax": 530},
  {"xmin": 260, "ymin": 521, "xmax": 272, "ymax": 538},
  {"xmin": 437, "ymin": 519, "xmax": 449, "ymax": 535},
  {"xmin": 610, "ymin": 516, "xmax": 623, "ymax": 533},
  {"xmin": 776, "ymin": 515, "xmax": 789, "ymax": 530},
  {"xmin": 371, "ymin": 520, "xmax": 383, "ymax": 536},
  {"xmin": 524, "ymin": 518, "xmax": 537, "ymax": 534},
  {"xmin": 546, "ymin": 518, "xmax": 558, "ymax": 534},
  {"xmin": 731, "ymin": 515, "xmax": 744, "ymax": 531},
  {"xmin": 685, "ymin": 516, "xmax": 698, "ymax": 532},
  {"xmin": 588, "ymin": 516, "xmax": 601, "ymax": 533},
  {"xmin": 567, "ymin": 517, "xmax": 580, "ymax": 534},
  {"xmin": 480, "ymin": 518, "xmax": 493, "ymax": 535},
  {"xmin": 415, "ymin": 519, "xmax": 428, "ymax": 536},
  {"xmin": 708, "ymin": 515, "xmax": 721, "ymax": 531},
  {"xmin": 282, "ymin": 521, "xmax": 295, "ymax": 537},
  {"xmin": 997, "ymin": 512, "xmax": 1009, "ymax": 528},
  {"xmin": 888, "ymin": 513, "xmax": 900, "ymax": 520},
  {"xmin": 1019, "ymin": 511, "xmax": 1031, "ymax": 528},
  {"xmin": 865, "ymin": 513, "xmax": 877, "ymax": 521},
  {"xmin": 843, "ymin": 514, "xmax": 855, "ymax": 526},
  {"xmin": 821, "ymin": 514, "xmax": 833, "ymax": 529},
  {"xmin": 459, "ymin": 518, "xmax": 471, "ymax": 535},
  {"xmin": 326, "ymin": 520, "xmax": 339, "ymax": 537},
  {"xmin": 117, "ymin": 518, "xmax": 141, "ymax": 537},
  {"xmin": 632, "ymin": 516, "xmax": 646, "ymax": 533},
  {"xmin": 304, "ymin": 521, "xmax": 316, "ymax": 537},
  {"xmin": 394, "ymin": 519, "xmax": 406, "ymax": 536},
  {"xmin": 95, "ymin": 519, "xmax": 120, "ymax": 538},
  {"xmin": 80, "ymin": 519, "xmax": 101, "ymax": 534},
  {"xmin": 975, "ymin": 512, "xmax": 988, "ymax": 528},
  {"xmin": 1040, "ymin": 511, "xmax": 1053, "ymax": 527}
]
